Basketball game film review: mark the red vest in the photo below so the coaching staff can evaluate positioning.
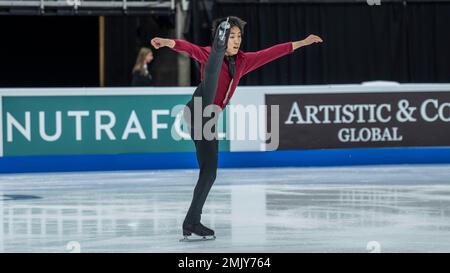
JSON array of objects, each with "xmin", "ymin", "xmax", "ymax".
[{"xmin": 172, "ymin": 39, "xmax": 294, "ymax": 109}]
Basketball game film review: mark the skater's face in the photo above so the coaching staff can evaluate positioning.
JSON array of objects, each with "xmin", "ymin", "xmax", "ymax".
[{"xmin": 226, "ymin": 26, "xmax": 242, "ymax": 56}]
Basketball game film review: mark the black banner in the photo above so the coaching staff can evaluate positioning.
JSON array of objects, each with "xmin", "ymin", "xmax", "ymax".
[{"xmin": 266, "ymin": 92, "xmax": 450, "ymax": 150}]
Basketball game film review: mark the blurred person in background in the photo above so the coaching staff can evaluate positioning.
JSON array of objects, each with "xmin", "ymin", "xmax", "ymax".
[{"xmin": 131, "ymin": 47, "xmax": 154, "ymax": 86}]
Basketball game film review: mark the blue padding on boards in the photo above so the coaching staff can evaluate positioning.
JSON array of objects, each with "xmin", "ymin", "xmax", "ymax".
[
  {"xmin": 1, "ymin": 147, "xmax": 450, "ymax": 173},
  {"xmin": 0, "ymin": 152, "xmax": 199, "ymax": 173},
  {"xmin": 220, "ymin": 147, "xmax": 450, "ymax": 168}
]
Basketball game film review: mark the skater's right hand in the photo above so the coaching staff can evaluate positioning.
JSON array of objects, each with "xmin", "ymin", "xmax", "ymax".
[{"xmin": 151, "ymin": 37, "xmax": 175, "ymax": 49}]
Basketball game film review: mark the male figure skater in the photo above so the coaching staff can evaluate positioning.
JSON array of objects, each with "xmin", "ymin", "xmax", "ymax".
[{"xmin": 151, "ymin": 16, "xmax": 323, "ymax": 240}]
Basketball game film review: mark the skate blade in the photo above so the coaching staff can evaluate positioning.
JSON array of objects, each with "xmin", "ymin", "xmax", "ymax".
[
  {"xmin": 179, "ymin": 235, "xmax": 216, "ymax": 242},
  {"xmin": 218, "ymin": 17, "xmax": 231, "ymax": 41}
]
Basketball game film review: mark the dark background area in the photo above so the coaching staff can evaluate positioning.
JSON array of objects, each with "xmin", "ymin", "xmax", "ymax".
[
  {"xmin": 0, "ymin": 16, "xmax": 99, "ymax": 87},
  {"xmin": 206, "ymin": 1, "xmax": 450, "ymax": 85},
  {"xmin": 0, "ymin": 0, "xmax": 449, "ymax": 88},
  {"xmin": 0, "ymin": 15, "xmax": 176, "ymax": 88}
]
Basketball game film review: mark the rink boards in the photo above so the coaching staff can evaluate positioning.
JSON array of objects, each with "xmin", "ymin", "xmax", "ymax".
[{"xmin": 1, "ymin": 84, "xmax": 450, "ymax": 173}]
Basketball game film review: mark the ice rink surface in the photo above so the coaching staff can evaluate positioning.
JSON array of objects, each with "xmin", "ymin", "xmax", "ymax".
[{"xmin": 1, "ymin": 164, "xmax": 450, "ymax": 253}]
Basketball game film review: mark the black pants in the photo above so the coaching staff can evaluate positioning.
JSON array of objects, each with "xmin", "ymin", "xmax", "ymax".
[{"xmin": 183, "ymin": 35, "xmax": 226, "ymax": 225}]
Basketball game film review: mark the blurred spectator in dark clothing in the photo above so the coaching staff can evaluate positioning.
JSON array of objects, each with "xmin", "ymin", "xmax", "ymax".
[{"xmin": 131, "ymin": 47, "xmax": 154, "ymax": 86}]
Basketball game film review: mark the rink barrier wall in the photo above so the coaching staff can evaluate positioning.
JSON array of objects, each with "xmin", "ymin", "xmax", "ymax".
[
  {"xmin": 1, "ymin": 84, "xmax": 450, "ymax": 173},
  {"xmin": 1, "ymin": 147, "xmax": 450, "ymax": 173}
]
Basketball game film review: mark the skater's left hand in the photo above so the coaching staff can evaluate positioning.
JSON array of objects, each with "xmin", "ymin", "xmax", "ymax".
[
  {"xmin": 292, "ymin": 34, "xmax": 323, "ymax": 50},
  {"xmin": 302, "ymin": 34, "xmax": 323, "ymax": 46}
]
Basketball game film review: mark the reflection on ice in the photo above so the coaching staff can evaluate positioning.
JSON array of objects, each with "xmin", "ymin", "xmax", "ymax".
[{"xmin": 0, "ymin": 165, "xmax": 450, "ymax": 252}]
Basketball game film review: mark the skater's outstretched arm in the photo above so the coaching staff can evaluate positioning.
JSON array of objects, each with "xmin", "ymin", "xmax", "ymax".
[
  {"xmin": 243, "ymin": 34, "xmax": 323, "ymax": 75},
  {"xmin": 151, "ymin": 37, "xmax": 209, "ymax": 64}
]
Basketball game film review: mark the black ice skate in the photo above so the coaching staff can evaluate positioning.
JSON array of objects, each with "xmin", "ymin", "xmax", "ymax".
[
  {"xmin": 180, "ymin": 223, "xmax": 216, "ymax": 242},
  {"xmin": 216, "ymin": 17, "xmax": 231, "ymax": 47}
]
